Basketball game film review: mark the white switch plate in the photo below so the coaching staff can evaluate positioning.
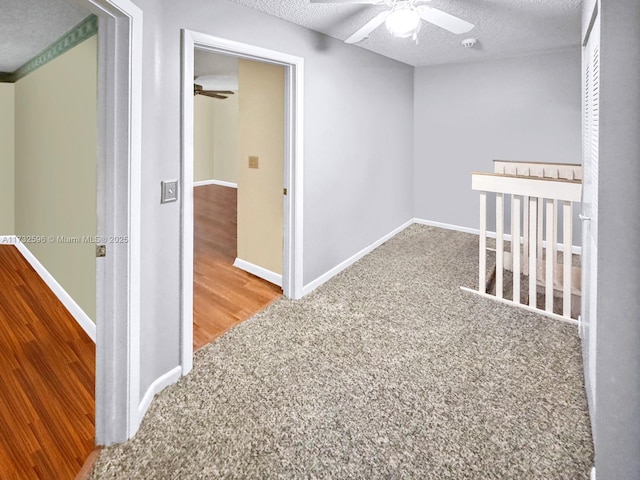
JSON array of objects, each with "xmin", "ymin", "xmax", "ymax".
[{"xmin": 161, "ymin": 180, "xmax": 178, "ymax": 203}]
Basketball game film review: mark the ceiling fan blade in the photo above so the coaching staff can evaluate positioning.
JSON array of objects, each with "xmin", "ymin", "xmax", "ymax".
[
  {"xmin": 202, "ymin": 90, "xmax": 235, "ymax": 95},
  {"xmin": 200, "ymin": 92, "xmax": 228, "ymax": 99},
  {"xmin": 417, "ymin": 6, "xmax": 474, "ymax": 34},
  {"xmin": 345, "ymin": 10, "xmax": 391, "ymax": 44},
  {"xmin": 310, "ymin": 0, "xmax": 384, "ymax": 4}
]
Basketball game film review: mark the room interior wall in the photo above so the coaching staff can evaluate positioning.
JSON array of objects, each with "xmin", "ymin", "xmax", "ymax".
[
  {"xmin": 237, "ymin": 59, "xmax": 284, "ymax": 275},
  {"xmin": 0, "ymin": 83, "xmax": 14, "ymax": 235},
  {"xmin": 212, "ymin": 90, "xmax": 238, "ymax": 184},
  {"xmin": 413, "ymin": 49, "xmax": 582, "ymax": 244},
  {"xmin": 133, "ymin": 0, "xmax": 414, "ymax": 399},
  {"xmin": 193, "ymin": 89, "xmax": 239, "ymax": 184},
  {"xmin": 193, "ymin": 95, "xmax": 215, "ymax": 182},
  {"xmin": 14, "ymin": 35, "xmax": 97, "ymax": 320}
]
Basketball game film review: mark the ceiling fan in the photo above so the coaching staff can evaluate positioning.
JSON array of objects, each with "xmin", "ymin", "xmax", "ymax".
[
  {"xmin": 310, "ymin": 0, "xmax": 474, "ymax": 43},
  {"xmin": 194, "ymin": 84, "xmax": 234, "ymax": 99}
]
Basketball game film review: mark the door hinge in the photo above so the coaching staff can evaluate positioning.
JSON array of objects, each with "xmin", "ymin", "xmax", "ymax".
[
  {"xmin": 283, "ymin": 188, "xmax": 288, "ymax": 195},
  {"xmin": 96, "ymin": 244, "xmax": 106, "ymax": 258}
]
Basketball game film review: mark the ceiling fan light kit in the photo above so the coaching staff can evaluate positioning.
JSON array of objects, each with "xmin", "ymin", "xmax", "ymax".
[{"xmin": 385, "ymin": 7, "xmax": 422, "ymax": 39}]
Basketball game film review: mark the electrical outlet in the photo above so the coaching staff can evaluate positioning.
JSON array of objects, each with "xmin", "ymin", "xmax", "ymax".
[{"xmin": 249, "ymin": 156, "xmax": 259, "ymax": 169}]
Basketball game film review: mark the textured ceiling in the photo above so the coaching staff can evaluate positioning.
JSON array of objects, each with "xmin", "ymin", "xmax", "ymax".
[
  {"xmin": 228, "ymin": 0, "xmax": 583, "ymax": 66},
  {"xmin": 0, "ymin": 0, "xmax": 89, "ymax": 72},
  {"xmin": 0, "ymin": 0, "xmax": 582, "ymax": 73}
]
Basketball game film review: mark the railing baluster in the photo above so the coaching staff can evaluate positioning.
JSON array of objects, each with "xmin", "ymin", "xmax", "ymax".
[
  {"xmin": 471, "ymin": 168, "xmax": 582, "ymax": 323},
  {"xmin": 479, "ymin": 192, "xmax": 487, "ymax": 293},
  {"xmin": 512, "ymin": 195, "xmax": 521, "ymax": 303},
  {"xmin": 496, "ymin": 193, "xmax": 504, "ymax": 299},
  {"xmin": 537, "ymin": 197, "xmax": 543, "ymax": 280},
  {"xmin": 529, "ymin": 197, "xmax": 537, "ymax": 307},
  {"xmin": 563, "ymin": 201, "xmax": 573, "ymax": 317},
  {"xmin": 522, "ymin": 195, "xmax": 529, "ymax": 276},
  {"xmin": 545, "ymin": 199, "xmax": 557, "ymax": 312}
]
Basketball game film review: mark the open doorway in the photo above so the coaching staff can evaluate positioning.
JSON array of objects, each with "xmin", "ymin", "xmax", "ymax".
[
  {"xmin": 0, "ymin": 0, "xmax": 143, "ymax": 471},
  {"xmin": 191, "ymin": 50, "xmax": 283, "ymax": 349},
  {"xmin": 181, "ymin": 31, "xmax": 304, "ymax": 373}
]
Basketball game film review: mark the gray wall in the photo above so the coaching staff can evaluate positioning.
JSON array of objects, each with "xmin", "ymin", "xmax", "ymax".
[
  {"xmin": 594, "ymin": 0, "xmax": 640, "ymax": 477},
  {"xmin": 413, "ymin": 50, "xmax": 582, "ymax": 235},
  {"xmin": 132, "ymin": 0, "xmax": 414, "ymax": 400}
]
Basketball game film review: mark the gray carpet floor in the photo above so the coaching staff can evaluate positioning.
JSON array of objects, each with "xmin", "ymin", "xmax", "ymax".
[{"xmin": 91, "ymin": 225, "xmax": 593, "ymax": 479}]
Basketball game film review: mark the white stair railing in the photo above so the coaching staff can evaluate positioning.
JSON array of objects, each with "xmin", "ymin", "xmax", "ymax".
[{"xmin": 464, "ymin": 161, "xmax": 583, "ymax": 323}]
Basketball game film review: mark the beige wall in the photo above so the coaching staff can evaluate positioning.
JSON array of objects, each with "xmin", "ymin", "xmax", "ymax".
[
  {"xmin": 193, "ymin": 92, "xmax": 239, "ymax": 184},
  {"xmin": 212, "ymin": 91, "xmax": 238, "ymax": 184},
  {"xmin": 193, "ymin": 95, "xmax": 215, "ymax": 182},
  {"xmin": 14, "ymin": 36, "xmax": 97, "ymax": 320},
  {"xmin": 0, "ymin": 83, "xmax": 14, "ymax": 235},
  {"xmin": 237, "ymin": 59, "xmax": 284, "ymax": 275}
]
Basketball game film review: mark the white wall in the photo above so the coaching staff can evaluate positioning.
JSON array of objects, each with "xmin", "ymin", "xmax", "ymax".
[
  {"xmin": 133, "ymin": 0, "xmax": 414, "ymax": 401},
  {"xmin": 414, "ymin": 50, "xmax": 582, "ymax": 235}
]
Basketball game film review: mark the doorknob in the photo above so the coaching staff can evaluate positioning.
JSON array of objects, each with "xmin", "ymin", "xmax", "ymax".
[{"xmin": 579, "ymin": 214, "xmax": 591, "ymax": 221}]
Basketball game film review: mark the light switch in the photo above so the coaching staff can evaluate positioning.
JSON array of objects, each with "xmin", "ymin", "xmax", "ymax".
[
  {"xmin": 161, "ymin": 180, "xmax": 178, "ymax": 203},
  {"xmin": 249, "ymin": 156, "xmax": 259, "ymax": 169}
]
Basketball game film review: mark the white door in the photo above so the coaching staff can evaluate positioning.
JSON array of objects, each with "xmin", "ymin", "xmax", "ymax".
[{"xmin": 580, "ymin": 5, "xmax": 600, "ymax": 418}]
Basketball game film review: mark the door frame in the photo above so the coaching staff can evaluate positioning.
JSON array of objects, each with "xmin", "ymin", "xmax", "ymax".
[
  {"xmin": 85, "ymin": 0, "xmax": 143, "ymax": 445},
  {"xmin": 180, "ymin": 30, "xmax": 304, "ymax": 374}
]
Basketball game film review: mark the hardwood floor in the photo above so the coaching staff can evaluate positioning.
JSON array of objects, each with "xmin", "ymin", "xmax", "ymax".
[
  {"xmin": 0, "ymin": 246, "xmax": 95, "ymax": 480},
  {"xmin": 193, "ymin": 184, "xmax": 282, "ymax": 350}
]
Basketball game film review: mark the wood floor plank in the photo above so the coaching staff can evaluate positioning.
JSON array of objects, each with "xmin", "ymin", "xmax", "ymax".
[
  {"xmin": 193, "ymin": 184, "xmax": 282, "ymax": 350},
  {"xmin": 0, "ymin": 245, "xmax": 95, "ymax": 480}
]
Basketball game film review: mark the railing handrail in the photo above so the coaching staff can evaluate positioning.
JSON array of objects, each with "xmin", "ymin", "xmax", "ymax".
[
  {"xmin": 493, "ymin": 159, "xmax": 581, "ymax": 167},
  {"xmin": 471, "ymin": 172, "xmax": 582, "ymax": 202},
  {"xmin": 492, "ymin": 160, "xmax": 583, "ymax": 181}
]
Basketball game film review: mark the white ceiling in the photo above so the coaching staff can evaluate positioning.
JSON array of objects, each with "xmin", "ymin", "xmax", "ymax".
[
  {"xmin": 227, "ymin": 0, "xmax": 583, "ymax": 66},
  {"xmin": 0, "ymin": 0, "xmax": 89, "ymax": 72}
]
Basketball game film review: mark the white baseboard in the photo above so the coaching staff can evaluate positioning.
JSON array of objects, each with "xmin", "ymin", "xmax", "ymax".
[
  {"xmin": 12, "ymin": 238, "xmax": 97, "ymax": 342},
  {"xmin": 413, "ymin": 218, "xmax": 582, "ymax": 255},
  {"xmin": 193, "ymin": 179, "xmax": 238, "ymax": 188},
  {"xmin": 136, "ymin": 365, "xmax": 182, "ymax": 429},
  {"xmin": 413, "ymin": 218, "xmax": 480, "ymax": 235},
  {"xmin": 233, "ymin": 258, "xmax": 282, "ymax": 287},
  {"xmin": 302, "ymin": 219, "xmax": 414, "ymax": 296},
  {"xmin": 590, "ymin": 467, "xmax": 596, "ymax": 480}
]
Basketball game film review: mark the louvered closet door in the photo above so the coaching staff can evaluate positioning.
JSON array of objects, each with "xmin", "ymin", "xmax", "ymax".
[{"xmin": 581, "ymin": 8, "xmax": 600, "ymax": 413}]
